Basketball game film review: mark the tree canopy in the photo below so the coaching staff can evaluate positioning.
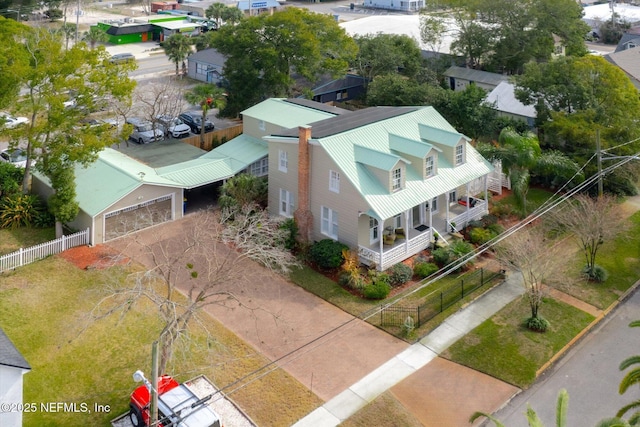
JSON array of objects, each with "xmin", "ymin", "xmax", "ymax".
[
  {"xmin": 162, "ymin": 33, "xmax": 193, "ymax": 77},
  {"xmin": 352, "ymin": 33, "xmax": 423, "ymax": 83},
  {"xmin": 421, "ymin": 0, "xmax": 589, "ymax": 73},
  {"xmin": 209, "ymin": 8, "xmax": 357, "ymax": 117}
]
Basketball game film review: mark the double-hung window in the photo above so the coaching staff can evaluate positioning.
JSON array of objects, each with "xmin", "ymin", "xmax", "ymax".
[
  {"xmin": 425, "ymin": 155, "xmax": 434, "ymax": 177},
  {"xmin": 279, "ymin": 189, "xmax": 294, "ymax": 217},
  {"xmin": 392, "ymin": 167, "xmax": 402, "ymax": 191},
  {"xmin": 250, "ymin": 157, "xmax": 268, "ymax": 177},
  {"xmin": 369, "ymin": 217, "xmax": 379, "ymax": 243},
  {"xmin": 329, "ymin": 170, "xmax": 340, "ymax": 193},
  {"xmin": 321, "ymin": 206, "xmax": 338, "ymax": 239},
  {"xmin": 455, "ymin": 144, "xmax": 463, "ymax": 165},
  {"xmin": 279, "ymin": 150, "xmax": 288, "ymax": 172}
]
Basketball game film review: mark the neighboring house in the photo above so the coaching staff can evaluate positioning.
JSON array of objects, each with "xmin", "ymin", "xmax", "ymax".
[
  {"xmin": 237, "ymin": 0, "xmax": 281, "ymax": 16},
  {"xmin": 552, "ymin": 34, "xmax": 566, "ymax": 58},
  {"xmin": 443, "ymin": 66, "xmax": 508, "ymax": 92},
  {"xmin": 0, "ymin": 328, "xmax": 31, "ymax": 427},
  {"xmin": 605, "ymin": 46, "xmax": 640, "ymax": 91},
  {"xmin": 263, "ymin": 104, "xmax": 493, "ymax": 270},
  {"xmin": 187, "ymin": 48, "xmax": 226, "ymax": 84},
  {"xmin": 96, "ymin": 16, "xmax": 213, "ymax": 44},
  {"xmin": 362, "ymin": 0, "xmax": 424, "ymax": 12},
  {"xmin": 615, "ymin": 27, "xmax": 640, "ymax": 52},
  {"xmin": 485, "ymin": 81, "xmax": 536, "ymax": 128},
  {"xmin": 307, "ymin": 74, "xmax": 368, "ymax": 104}
]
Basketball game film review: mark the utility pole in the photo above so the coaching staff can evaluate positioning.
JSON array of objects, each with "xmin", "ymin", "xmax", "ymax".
[
  {"xmin": 150, "ymin": 341, "xmax": 159, "ymax": 427},
  {"xmin": 596, "ymin": 128, "xmax": 603, "ymax": 198}
]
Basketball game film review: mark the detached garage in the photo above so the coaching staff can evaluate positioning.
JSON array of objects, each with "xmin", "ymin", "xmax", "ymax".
[{"xmin": 32, "ymin": 149, "xmax": 184, "ymax": 245}]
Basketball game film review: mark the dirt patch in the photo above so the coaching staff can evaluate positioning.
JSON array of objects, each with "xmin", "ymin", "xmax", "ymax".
[{"xmin": 57, "ymin": 245, "xmax": 130, "ymax": 270}]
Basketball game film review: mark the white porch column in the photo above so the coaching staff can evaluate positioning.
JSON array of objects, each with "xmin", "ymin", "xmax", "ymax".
[
  {"xmin": 446, "ymin": 192, "xmax": 450, "ymax": 228},
  {"xmin": 404, "ymin": 209, "xmax": 410, "ymax": 252},
  {"xmin": 465, "ymin": 182, "xmax": 470, "ymax": 220},
  {"xmin": 379, "ymin": 220, "xmax": 383, "ymax": 267},
  {"xmin": 484, "ymin": 175, "xmax": 489, "ymax": 212}
]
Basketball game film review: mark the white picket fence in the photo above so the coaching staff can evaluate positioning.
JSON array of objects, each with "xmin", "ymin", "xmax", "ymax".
[{"xmin": 0, "ymin": 228, "xmax": 90, "ymax": 273}]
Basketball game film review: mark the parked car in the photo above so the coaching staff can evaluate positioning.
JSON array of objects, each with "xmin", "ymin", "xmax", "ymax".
[
  {"xmin": 178, "ymin": 112, "xmax": 215, "ymax": 134},
  {"xmin": 110, "ymin": 52, "xmax": 135, "ymax": 64},
  {"xmin": 0, "ymin": 148, "xmax": 29, "ymax": 168},
  {"xmin": 156, "ymin": 115, "xmax": 191, "ymax": 138},
  {"xmin": 0, "ymin": 112, "xmax": 28, "ymax": 129},
  {"xmin": 126, "ymin": 118, "xmax": 164, "ymax": 144}
]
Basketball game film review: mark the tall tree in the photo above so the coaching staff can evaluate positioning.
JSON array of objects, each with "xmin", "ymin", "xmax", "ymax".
[
  {"xmin": 211, "ymin": 8, "xmax": 357, "ymax": 117},
  {"xmin": 184, "ymin": 83, "xmax": 226, "ymax": 149},
  {"xmin": 0, "ymin": 17, "xmax": 29, "ymax": 109},
  {"xmin": 514, "ymin": 55, "xmax": 640, "ymax": 195},
  {"xmin": 12, "ymin": 28, "xmax": 135, "ymax": 236},
  {"xmin": 162, "ymin": 33, "xmax": 192, "ymax": 77},
  {"xmin": 221, "ymin": 6, "xmax": 243, "ymax": 25},
  {"xmin": 82, "ymin": 26, "xmax": 109, "ymax": 49},
  {"xmin": 478, "ymin": 128, "xmax": 581, "ymax": 215},
  {"xmin": 205, "ymin": 2, "xmax": 227, "ymax": 28},
  {"xmin": 352, "ymin": 33, "xmax": 423, "ymax": 84},
  {"xmin": 495, "ymin": 225, "xmax": 565, "ymax": 332}
]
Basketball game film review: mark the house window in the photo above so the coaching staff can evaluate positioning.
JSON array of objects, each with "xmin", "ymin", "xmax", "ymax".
[
  {"xmin": 425, "ymin": 155, "xmax": 434, "ymax": 177},
  {"xmin": 336, "ymin": 89, "xmax": 348, "ymax": 100},
  {"xmin": 321, "ymin": 206, "xmax": 338, "ymax": 239},
  {"xmin": 195, "ymin": 63, "xmax": 208, "ymax": 75},
  {"xmin": 250, "ymin": 157, "xmax": 268, "ymax": 177},
  {"xmin": 259, "ymin": 120, "xmax": 266, "ymax": 131},
  {"xmin": 279, "ymin": 189, "xmax": 294, "ymax": 217},
  {"xmin": 449, "ymin": 190, "xmax": 457, "ymax": 203},
  {"xmin": 393, "ymin": 214, "xmax": 402, "ymax": 229},
  {"xmin": 431, "ymin": 197, "xmax": 438, "ymax": 212},
  {"xmin": 369, "ymin": 217, "xmax": 379, "ymax": 243},
  {"xmin": 329, "ymin": 170, "xmax": 340, "ymax": 193},
  {"xmin": 392, "ymin": 167, "xmax": 402, "ymax": 191},
  {"xmin": 279, "ymin": 150, "xmax": 288, "ymax": 172},
  {"xmin": 455, "ymin": 144, "xmax": 464, "ymax": 165}
]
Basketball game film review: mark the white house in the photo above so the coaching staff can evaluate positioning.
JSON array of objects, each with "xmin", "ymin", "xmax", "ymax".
[{"xmin": 0, "ymin": 328, "xmax": 30, "ymax": 427}]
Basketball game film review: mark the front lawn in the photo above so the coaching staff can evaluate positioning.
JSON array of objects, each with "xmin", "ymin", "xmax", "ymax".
[
  {"xmin": 0, "ymin": 227, "xmax": 55, "ymax": 255},
  {"xmin": 441, "ymin": 297, "xmax": 595, "ymax": 388},
  {"xmin": 0, "ymin": 256, "xmax": 321, "ymax": 426}
]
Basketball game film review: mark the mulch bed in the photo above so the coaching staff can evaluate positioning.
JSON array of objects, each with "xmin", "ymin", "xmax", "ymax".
[{"xmin": 57, "ymin": 245, "xmax": 130, "ymax": 270}]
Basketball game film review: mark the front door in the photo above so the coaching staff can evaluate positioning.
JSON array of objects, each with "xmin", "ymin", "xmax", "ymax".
[{"xmin": 412, "ymin": 204, "xmax": 422, "ymax": 227}]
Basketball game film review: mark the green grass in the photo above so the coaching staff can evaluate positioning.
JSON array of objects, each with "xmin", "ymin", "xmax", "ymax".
[
  {"xmin": 492, "ymin": 187, "xmax": 555, "ymax": 217},
  {"xmin": 1, "ymin": 257, "xmax": 321, "ymax": 427},
  {"xmin": 0, "ymin": 227, "xmax": 55, "ymax": 255},
  {"xmin": 442, "ymin": 297, "xmax": 595, "ymax": 388}
]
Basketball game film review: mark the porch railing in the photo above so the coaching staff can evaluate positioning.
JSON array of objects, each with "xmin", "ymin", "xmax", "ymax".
[
  {"xmin": 358, "ymin": 228, "xmax": 432, "ymax": 271},
  {"xmin": 450, "ymin": 199, "xmax": 488, "ymax": 231}
]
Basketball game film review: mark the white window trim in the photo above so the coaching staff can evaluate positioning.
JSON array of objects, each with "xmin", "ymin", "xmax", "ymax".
[
  {"xmin": 279, "ymin": 189, "xmax": 294, "ymax": 217},
  {"xmin": 250, "ymin": 157, "xmax": 268, "ymax": 177},
  {"xmin": 392, "ymin": 167, "xmax": 402, "ymax": 191},
  {"xmin": 431, "ymin": 197, "xmax": 439, "ymax": 213},
  {"xmin": 369, "ymin": 217, "xmax": 379, "ymax": 244},
  {"xmin": 425, "ymin": 155, "xmax": 434, "ymax": 178},
  {"xmin": 279, "ymin": 150, "xmax": 288, "ymax": 172},
  {"xmin": 321, "ymin": 206, "xmax": 338, "ymax": 239},
  {"xmin": 455, "ymin": 144, "xmax": 464, "ymax": 166},
  {"xmin": 393, "ymin": 214, "xmax": 402, "ymax": 229},
  {"xmin": 259, "ymin": 120, "xmax": 266, "ymax": 131},
  {"xmin": 329, "ymin": 170, "xmax": 340, "ymax": 193},
  {"xmin": 449, "ymin": 190, "xmax": 457, "ymax": 204}
]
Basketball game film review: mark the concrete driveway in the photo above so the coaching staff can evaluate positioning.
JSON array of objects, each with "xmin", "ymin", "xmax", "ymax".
[
  {"xmin": 494, "ymin": 286, "xmax": 640, "ymax": 426},
  {"xmin": 107, "ymin": 213, "xmax": 409, "ymax": 402}
]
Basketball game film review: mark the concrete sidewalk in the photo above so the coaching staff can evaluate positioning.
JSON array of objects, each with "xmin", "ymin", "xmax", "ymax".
[{"xmin": 293, "ymin": 273, "xmax": 525, "ymax": 427}]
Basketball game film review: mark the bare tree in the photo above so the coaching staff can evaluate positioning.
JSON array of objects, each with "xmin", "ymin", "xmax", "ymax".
[
  {"xmin": 495, "ymin": 225, "xmax": 566, "ymax": 332},
  {"xmin": 135, "ymin": 81, "xmax": 187, "ymax": 140},
  {"xmin": 547, "ymin": 194, "xmax": 625, "ymax": 281},
  {"xmin": 90, "ymin": 205, "xmax": 298, "ymax": 373}
]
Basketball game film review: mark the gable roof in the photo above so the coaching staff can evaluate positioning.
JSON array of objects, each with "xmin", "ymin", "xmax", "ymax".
[
  {"xmin": 355, "ymin": 145, "xmax": 407, "ymax": 171},
  {"xmin": 389, "ymin": 134, "xmax": 433, "ymax": 158},
  {"xmin": 187, "ymin": 48, "xmax": 226, "ymax": 66},
  {"xmin": 605, "ymin": 47, "xmax": 640, "ymax": 90},
  {"xmin": 0, "ymin": 328, "xmax": 30, "ymax": 371},
  {"xmin": 283, "ymin": 106, "xmax": 493, "ymax": 220},
  {"xmin": 310, "ymin": 74, "xmax": 368, "ymax": 96},
  {"xmin": 485, "ymin": 81, "xmax": 537, "ymax": 118},
  {"xmin": 443, "ymin": 66, "xmax": 509, "ymax": 87},
  {"xmin": 241, "ymin": 98, "xmax": 347, "ymax": 129}
]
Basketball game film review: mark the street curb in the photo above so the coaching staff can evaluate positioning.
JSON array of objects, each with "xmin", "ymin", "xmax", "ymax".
[{"xmin": 535, "ymin": 279, "xmax": 640, "ymax": 377}]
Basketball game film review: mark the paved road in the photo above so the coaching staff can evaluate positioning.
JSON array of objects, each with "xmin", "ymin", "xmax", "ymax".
[{"xmin": 494, "ymin": 286, "xmax": 640, "ymax": 426}]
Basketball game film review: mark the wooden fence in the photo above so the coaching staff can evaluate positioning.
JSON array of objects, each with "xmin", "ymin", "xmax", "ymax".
[
  {"xmin": 0, "ymin": 228, "xmax": 90, "ymax": 273},
  {"xmin": 182, "ymin": 124, "xmax": 244, "ymax": 151}
]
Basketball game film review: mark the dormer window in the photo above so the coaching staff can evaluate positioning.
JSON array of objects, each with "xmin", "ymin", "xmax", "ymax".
[
  {"xmin": 455, "ymin": 144, "xmax": 464, "ymax": 166},
  {"xmin": 425, "ymin": 155, "xmax": 434, "ymax": 177},
  {"xmin": 279, "ymin": 150, "xmax": 288, "ymax": 172},
  {"xmin": 392, "ymin": 167, "xmax": 402, "ymax": 191}
]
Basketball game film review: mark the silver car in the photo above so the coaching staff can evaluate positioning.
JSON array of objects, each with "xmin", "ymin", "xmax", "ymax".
[{"xmin": 126, "ymin": 118, "xmax": 164, "ymax": 144}]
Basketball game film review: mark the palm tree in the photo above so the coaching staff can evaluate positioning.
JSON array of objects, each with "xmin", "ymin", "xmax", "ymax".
[
  {"xmin": 470, "ymin": 389, "xmax": 569, "ymax": 427},
  {"xmin": 618, "ymin": 321, "xmax": 640, "ymax": 425},
  {"xmin": 222, "ymin": 7, "xmax": 244, "ymax": 25},
  {"xmin": 477, "ymin": 127, "xmax": 581, "ymax": 215},
  {"xmin": 184, "ymin": 84, "xmax": 226, "ymax": 149},
  {"xmin": 205, "ymin": 2, "xmax": 227, "ymax": 29},
  {"xmin": 162, "ymin": 34, "xmax": 192, "ymax": 77},
  {"xmin": 82, "ymin": 26, "xmax": 109, "ymax": 49}
]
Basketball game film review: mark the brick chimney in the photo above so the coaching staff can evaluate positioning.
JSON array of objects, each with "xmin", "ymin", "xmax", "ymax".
[{"xmin": 294, "ymin": 125, "xmax": 313, "ymax": 244}]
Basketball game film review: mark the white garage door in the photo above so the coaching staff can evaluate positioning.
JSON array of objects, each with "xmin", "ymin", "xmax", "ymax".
[{"xmin": 104, "ymin": 195, "xmax": 173, "ymax": 241}]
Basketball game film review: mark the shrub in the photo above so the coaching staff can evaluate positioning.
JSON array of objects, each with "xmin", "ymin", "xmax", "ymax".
[
  {"xmin": 278, "ymin": 218, "xmax": 298, "ymax": 251},
  {"xmin": 0, "ymin": 162, "xmax": 23, "ymax": 199},
  {"xmin": 481, "ymin": 214, "xmax": 499, "ymax": 226},
  {"xmin": 583, "ymin": 264, "xmax": 609, "ymax": 283},
  {"xmin": 490, "ymin": 203, "xmax": 513, "ymax": 218},
  {"xmin": 413, "ymin": 261, "xmax": 438, "ymax": 279},
  {"xmin": 388, "ymin": 263, "xmax": 413, "ymax": 286},
  {"xmin": 486, "ymin": 223, "xmax": 504, "ymax": 235},
  {"xmin": 0, "ymin": 194, "xmax": 41, "ymax": 229},
  {"xmin": 341, "ymin": 249, "xmax": 364, "ymax": 289},
  {"xmin": 469, "ymin": 227, "xmax": 494, "ymax": 245},
  {"xmin": 467, "ymin": 219, "xmax": 484, "ymax": 229},
  {"xmin": 33, "ymin": 209, "xmax": 55, "ymax": 228},
  {"xmin": 309, "ymin": 239, "xmax": 348, "ymax": 270},
  {"xmin": 363, "ymin": 279, "xmax": 391, "ymax": 299},
  {"xmin": 432, "ymin": 247, "xmax": 451, "ymax": 267},
  {"xmin": 525, "ymin": 316, "xmax": 550, "ymax": 332}
]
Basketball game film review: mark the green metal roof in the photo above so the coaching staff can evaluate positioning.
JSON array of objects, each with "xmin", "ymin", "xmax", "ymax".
[
  {"xmin": 318, "ymin": 106, "xmax": 493, "ymax": 221},
  {"xmin": 418, "ymin": 124, "xmax": 468, "ymax": 147},
  {"xmin": 207, "ymin": 134, "xmax": 267, "ymax": 164},
  {"xmin": 389, "ymin": 134, "xmax": 433, "ymax": 158},
  {"xmin": 241, "ymin": 98, "xmax": 340, "ymax": 129},
  {"xmin": 354, "ymin": 145, "xmax": 406, "ymax": 171}
]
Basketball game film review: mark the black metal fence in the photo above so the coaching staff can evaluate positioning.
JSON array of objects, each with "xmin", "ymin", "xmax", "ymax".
[{"xmin": 379, "ymin": 268, "xmax": 504, "ymax": 328}]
